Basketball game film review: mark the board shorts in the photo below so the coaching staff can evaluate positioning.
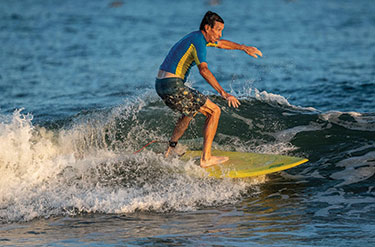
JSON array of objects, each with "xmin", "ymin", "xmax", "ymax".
[{"xmin": 155, "ymin": 77, "xmax": 207, "ymax": 117}]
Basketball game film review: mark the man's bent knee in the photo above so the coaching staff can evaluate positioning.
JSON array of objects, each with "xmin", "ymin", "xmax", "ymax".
[
  {"xmin": 212, "ymin": 104, "xmax": 221, "ymax": 116},
  {"xmin": 200, "ymin": 99, "xmax": 221, "ymax": 117},
  {"xmin": 207, "ymin": 103, "xmax": 221, "ymax": 118}
]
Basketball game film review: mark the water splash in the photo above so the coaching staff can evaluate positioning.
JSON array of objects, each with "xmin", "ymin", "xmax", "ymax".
[{"xmin": 0, "ymin": 105, "xmax": 255, "ymax": 223}]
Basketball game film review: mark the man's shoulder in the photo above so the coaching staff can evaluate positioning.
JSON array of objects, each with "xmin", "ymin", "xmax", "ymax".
[
  {"xmin": 189, "ymin": 30, "xmax": 203, "ymax": 37},
  {"xmin": 183, "ymin": 31, "xmax": 205, "ymax": 43}
]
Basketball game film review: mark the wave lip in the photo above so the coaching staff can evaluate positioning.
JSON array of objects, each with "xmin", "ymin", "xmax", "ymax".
[{"xmin": 238, "ymin": 88, "xmax": 317, "ymax": 112}]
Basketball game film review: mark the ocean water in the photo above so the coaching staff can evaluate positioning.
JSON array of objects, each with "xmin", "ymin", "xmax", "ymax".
[{"xmin": 1, "ymin": 0, "xmax": 374, "ymax": 246}]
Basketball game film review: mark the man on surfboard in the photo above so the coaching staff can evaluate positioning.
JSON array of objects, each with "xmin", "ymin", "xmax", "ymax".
[{"xmin": 156, "ymin": 11, "xmax": 262, "ymax": 167}]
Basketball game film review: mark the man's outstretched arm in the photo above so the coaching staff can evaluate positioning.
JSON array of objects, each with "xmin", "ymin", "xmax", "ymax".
[{"xmin": 217, "ymin": 39, "xmax": 263, "ymax": 58}]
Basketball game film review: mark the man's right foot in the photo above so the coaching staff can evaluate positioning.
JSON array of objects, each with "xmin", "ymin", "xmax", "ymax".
[{"xmin": 200, "ymin": 156, "xmax": 229, "ymax": 168}]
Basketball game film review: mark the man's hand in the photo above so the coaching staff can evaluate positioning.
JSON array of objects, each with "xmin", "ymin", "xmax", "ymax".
[
  {"xmin": 198, "ymin": 62, "xmax": 241, "ymax": 108},
  {"xmin": 242, "ymin": 45, "xmax": 263, "ymax": 58},
  {"xmin": 225, "ymin": 94, "xmax": 241, "ymax": 108}
]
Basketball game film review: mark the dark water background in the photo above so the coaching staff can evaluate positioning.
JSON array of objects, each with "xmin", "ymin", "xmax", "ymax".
[{"xmin": 1, "ymin": 0, "xmax": 375, "ymax": 246}]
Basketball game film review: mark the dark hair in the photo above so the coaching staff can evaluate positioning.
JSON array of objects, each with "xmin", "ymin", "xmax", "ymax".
[{"xmin": 199, "ymin": 11, "xmax": 224, "ymax": 31}]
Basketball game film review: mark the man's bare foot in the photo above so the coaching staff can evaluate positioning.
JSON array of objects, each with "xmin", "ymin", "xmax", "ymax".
[
  {"xmin": 165, "ymin": 145, "xmax": 187, "ymax": 158},
  {"xmin": 200, "ymin": 156, "xmax": 229, "ymax": 168}
]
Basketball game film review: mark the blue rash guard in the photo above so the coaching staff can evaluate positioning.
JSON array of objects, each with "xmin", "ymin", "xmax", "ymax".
[{"xmin": 160, "ymin": 30, "xmax": 217, "ymax": 82}]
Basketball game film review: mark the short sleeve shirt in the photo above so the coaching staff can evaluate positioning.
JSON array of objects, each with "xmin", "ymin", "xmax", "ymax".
[{"xmin": 160, "ymin": 31, "xmax": 217, "ymax": 81}]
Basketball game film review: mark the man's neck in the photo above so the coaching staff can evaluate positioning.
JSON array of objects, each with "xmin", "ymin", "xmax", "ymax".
[{"xmin": 201, "ymin": 30, "xmax": 209, "ymax": 43}]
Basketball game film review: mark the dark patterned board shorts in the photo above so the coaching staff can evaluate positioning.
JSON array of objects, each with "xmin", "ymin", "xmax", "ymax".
[{"xmin": 155, "ymin": 77, "xmax": 207, "ymax": 117}]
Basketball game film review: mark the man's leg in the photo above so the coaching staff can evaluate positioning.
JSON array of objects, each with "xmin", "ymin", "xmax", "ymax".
[
  {"xmin": 165, "ymin": 115, "xmax": 193, "ymax": 158},
  {"xmin": 198, "ymin": 99, "xmax": 228, "ymax": 167}
]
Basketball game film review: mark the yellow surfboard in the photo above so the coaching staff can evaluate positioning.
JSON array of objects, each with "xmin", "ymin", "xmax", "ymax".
[{"xmin": 181, "ymin": 150, "xmax": 308, "ymax": 178}]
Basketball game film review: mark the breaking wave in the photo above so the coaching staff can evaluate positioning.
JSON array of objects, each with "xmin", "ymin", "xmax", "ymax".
[{"xmin": 1, "ymin": 90, "xmax": 374, "ymax": 223}]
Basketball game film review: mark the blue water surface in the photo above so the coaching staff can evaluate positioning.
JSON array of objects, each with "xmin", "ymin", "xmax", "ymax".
[{"xmin": 1, "ymin": 0, "xmax": 375, "ymax": 246}]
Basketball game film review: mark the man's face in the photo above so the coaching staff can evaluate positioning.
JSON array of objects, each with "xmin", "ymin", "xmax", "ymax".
[{"xmin": 205, "ymin": 21, "xmax": 224, "ymax": 43}]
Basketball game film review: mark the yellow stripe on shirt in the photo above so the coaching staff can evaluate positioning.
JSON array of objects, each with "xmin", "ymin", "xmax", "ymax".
[{"xmin": 175, "ymin": 44, "xmax": 201, "ymax": 78}]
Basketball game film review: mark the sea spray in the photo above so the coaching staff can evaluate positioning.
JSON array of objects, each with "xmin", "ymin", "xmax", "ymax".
[{"xmin": 0, "ymin": 106, "xmax": 254, "ymax": 223}]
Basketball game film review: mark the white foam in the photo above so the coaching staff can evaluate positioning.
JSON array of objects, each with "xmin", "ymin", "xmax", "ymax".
[
  {"xmin": 0, "ymin": 109, "xmax": 258, "ymax": 223},
  {"xmin": 239, "ymin": 88, "xmax": 317, "ymax": 112},
  {"xmin": 217, "ymin": 133, "xmax": 297, "ymax": 155}
]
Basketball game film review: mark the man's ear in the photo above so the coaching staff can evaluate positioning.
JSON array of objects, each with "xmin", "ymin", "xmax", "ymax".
[{"xmin": 204, "ymin": 24, "xmax": 210, "ymax": 32}]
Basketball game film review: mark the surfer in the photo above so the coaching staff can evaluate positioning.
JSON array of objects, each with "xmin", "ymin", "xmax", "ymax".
[{"xmin": 156, "ymin": 11, "xmax": 262, "ymax": 167}]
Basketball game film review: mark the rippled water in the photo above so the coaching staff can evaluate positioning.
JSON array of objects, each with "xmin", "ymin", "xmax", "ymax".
[{"xmin": 1, "ymin": 0, "xmax": 375, "ymax": 246}]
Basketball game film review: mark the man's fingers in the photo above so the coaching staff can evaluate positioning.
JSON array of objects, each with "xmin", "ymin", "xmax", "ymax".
[
  {"xmin": 252, "ymin": 47, "xmax": 262, "ymax": 57},
  {"xmin": 258, "ymin": 50, "xmax": 263, "ymax": 57},
  {"xmin": 245, "ymin": 46, "xmax": 263, "ymax": 58},
  {"xmin": 236, "ymin": 99, "xmax": 241, "ymax": 107},
  {"xmin": 227, "ymin": 98, "xmax": 232, "ymax": 108},
  {"xmin": 227, "ymin": 96, "xmax": 241, "ymax": 108},
  {"xmin": 235, "ymin": 98, "xmax": 241, "ymax": 108},
  {"xmin": 246, "ymin": 50, "xmax": 258, "ymax": 58}
]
